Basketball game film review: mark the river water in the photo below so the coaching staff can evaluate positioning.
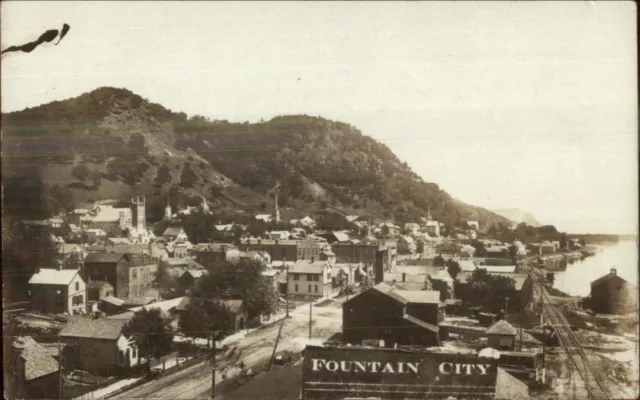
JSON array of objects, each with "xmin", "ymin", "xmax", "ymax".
[{"xmin": 553, "ymin": 239, "xmax": 639, "ymax": 297}]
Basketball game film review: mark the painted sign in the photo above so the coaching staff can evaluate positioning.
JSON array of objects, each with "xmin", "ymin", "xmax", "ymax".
[{"xmin": 303, "ymin": 346, "xmax": 499, "ymax": 399}]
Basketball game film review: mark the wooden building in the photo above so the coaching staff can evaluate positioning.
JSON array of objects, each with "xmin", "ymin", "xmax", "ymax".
[
  {"xmin": 343, "ymin": 282, "xmax": 443, "ymax": 347},
  {"xmin": 83, "ymin": 253, "xmax": 158, "ymax": 299}
]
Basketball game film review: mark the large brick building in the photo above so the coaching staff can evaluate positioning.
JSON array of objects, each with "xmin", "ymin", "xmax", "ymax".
[
  {"xmin": 83, "ymin": 253, "xmax": 158, "ymax": 299},
  {"xmin": 240, "ymin": 238, "xmax": 328, "ymax": 262}
]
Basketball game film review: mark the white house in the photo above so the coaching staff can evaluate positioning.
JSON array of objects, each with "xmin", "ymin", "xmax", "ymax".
[
  {"xmin": 28, "ymin": 269, "xmax": 86, "ymax": 315},
  {"xmin": 162, "ymin": 227, "xmax": 189, "ymax": 243},
  {"xmin": 287, "ymin": 259, "xmax": 332, "ymax": 298}
]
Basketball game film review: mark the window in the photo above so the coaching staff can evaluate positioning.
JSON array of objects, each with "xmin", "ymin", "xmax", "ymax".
[
  {"xmin": 308, "ymin": 285, "xmax": 312, "ymax": 293},
  {"xmin": 132, "ymin": 269, "xmax": 137, "ymax": 279},
  {"xmin": 75, "ymin": 282, "xmax": 80, "ymax": 291},
  {"xmin": 293, "ymin": 273, "xmax": 299, "ymax": 281},
  {"xmin": 294, "ymin": 284, "xmax": 298, "ymax": 292},
  {"xmin": 499, "ymin": 337, "xmax": 512, "ymax": 348},
  {"xmin": 314, "ymin": 285, "xmax": 318, "ymax": 293},
  {"xmin": 307, "ymin": 274, "xmax": 314, "ymax": 281},
  {"xmin": 106, "ymin": 292, "xmax": 113, "ymax": 297},
  {"xmin": 72, "ymin": 295, "xmax": 83, "ymax": 306}
]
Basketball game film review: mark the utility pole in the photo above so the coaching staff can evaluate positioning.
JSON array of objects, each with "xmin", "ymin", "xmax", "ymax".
[
  {"xmin": 58, "ymin": 341, "xmax": 63, "ymax": 399},
  {"xmin": 211, "ymin": 334, "xmax": 216, "ymax": 399},
  {"xmin": 309, "ymin": 297, "xmax": 313, "ymax": 340},
  {"xmin": 505, "ymin": 297, "xmax": 509, "ymax": 321},
  {"xmin": 285, "ymin": 257, "xmax": 289, "ymax": 318}
]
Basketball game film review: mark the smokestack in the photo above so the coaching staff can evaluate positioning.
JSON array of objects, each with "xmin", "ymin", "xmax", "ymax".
[
  {"xmin": 402, "ymin": 273, "xmax": 406, "ymax": 283},
  {"xmin": 610, "ymin": 268, "xmax": 617, "ymax": 275}
]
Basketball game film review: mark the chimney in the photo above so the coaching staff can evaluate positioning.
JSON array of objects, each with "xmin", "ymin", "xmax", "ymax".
[
  {"xmin": 610, "ymin": 268, "xmax": 617, "ymax": 275},
  {"xmin": 311, "ymin": 256, "xmax": 315, "ymax": 263},
  {"xmin": 402, "ymin": 273, "xmax": 406, "ymax": 283}
]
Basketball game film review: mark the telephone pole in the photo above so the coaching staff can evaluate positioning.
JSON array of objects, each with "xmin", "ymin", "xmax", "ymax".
[
  {"xmin": 211, "ymin": 335, "xmax": 216, "ymax": 399},
  {"xmin": 284, "ymin": 257, "xmax": 289, "ymax": 318},
  {"xmin": 58, "ymin": 341, "xmax": 63, "ymax": 399},
  {"xmin": 309, "ymin": 297, "xmax": 313, "ymax": 340}
]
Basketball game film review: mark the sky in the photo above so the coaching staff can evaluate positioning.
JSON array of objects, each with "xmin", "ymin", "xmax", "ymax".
[{"xmin": 2, "ymin": 1, "xmax": 637, "ymax": 235}]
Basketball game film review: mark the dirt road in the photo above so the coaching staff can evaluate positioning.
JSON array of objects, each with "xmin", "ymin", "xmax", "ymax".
[{"xmin": 111, "ymin": 298, "xmax": 344, "ymax": 399}]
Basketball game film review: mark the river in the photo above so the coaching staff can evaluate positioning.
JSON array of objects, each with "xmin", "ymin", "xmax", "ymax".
[{"xmin": 553, "ymin": 239, "xmax": 639, "ymax": 297}]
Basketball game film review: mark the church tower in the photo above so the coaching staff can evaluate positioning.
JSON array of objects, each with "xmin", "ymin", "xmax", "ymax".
[
  {"xmin": 426, "ymin": 207, "xmax": 433, "ymax": 221},
  {"xmin": 164, "ymin": 196, "xmax": 172, "ymax": 220},
  {"xmin": 131, "ymin": 195, "xmax": 146, "ymax": 231},
  {"xmin": 201, "ymin": 194, "xmax": 210, "ymax": 214}
]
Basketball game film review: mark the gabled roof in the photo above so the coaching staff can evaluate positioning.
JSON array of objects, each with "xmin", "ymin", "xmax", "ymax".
[
  {"xmin": 371, "ymin": 282, "xmax": 440, "ymax": 304},
  {"xmin": 108, "ymin": 238, "xmax": 133, "ymax": 245},
  {"xmin": 331, "ymin": 231, "xmax": 351, "ymax": 242},
  {"xmin": 87, "ymin": 280, "xmax": 113, "ymax": 290},
  {"xmin": 85, "ymin": 252, "xmax": 127, "ymax": 264},
  {"xmin": 28, "ymin": 269, "xmax": 79, "ymax": 285},
  {"xmin": 13, "ymin": 336, "xmax": 59, "ymax": 381},
  {"xmin": 163, "ymin": 227, "xmax": 184, "ymax": 237},
  {"xmin": 101, "ymin": 296, "xmax": 125, "ymax": 306},
  {"xmin": 182, "ymin": 269, "xmax": 208, "ymax": 279},
  {"xmin": 59, "ymin": 316, "xmax": 128, "ymax": 340},
  {"xmin": 486, "ymin": 319, "xmax": 518, "ymax": 336},
  {"xmin": 289, "ymin": 260, "xmax": 329, "ymax": 274}
]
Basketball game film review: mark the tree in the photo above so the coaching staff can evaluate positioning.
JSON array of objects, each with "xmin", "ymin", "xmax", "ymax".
[
  {"xmin": 122, "ymin": 308, "xmax": 173, "ymax": 377},
  {"xmin": 446, "ymin": 259, "xmax": 461, "ymax": 281},
  {"xmin": 129, "ymin": 133, "xmax": 146, "ymax": 150},
  {"xmin": 179, "ymin": 163, "xmax": 198, "ymax": 189},
  {"xmin": 178, "ymin": 298, "xmax": 234, "ymax": 343},
  {"xmin": 72, "ymin": 164, "xmax": 91, "ymax": 181},
  {"xmin": 193, "ymin": 259, "xmax": 278, "ymax": 319},
  {"xmin": 63, "ymin": 250, "xmax": 84, "ymax": 270},
  {"xmin": 153, "ymin": 262, "xmax": 184, "ymax": 300},
  {"xmin": 154, "ymin": 165, "xmax": 172, "ymax": 187}
]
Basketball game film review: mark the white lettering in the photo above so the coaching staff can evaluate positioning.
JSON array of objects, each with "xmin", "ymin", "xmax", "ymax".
[
  {"xmin": 325, "ymin": 361, "xmax": 339, "ymax": 372},
  {"xmin": 463, "ymin": 364, "xmax": 473, "ymax": 375},
  {"xmin": 455, "ymin": 363, "xmax": 462, "ymax": 375},
  {"xmin": 381, "ymin": 363, "xmax": 395, "ymax": 373},
  {"xmin": 339, "ymin": 361, "xmax": 351, "ymax": 372},
  {"xmin": 312, "ymin": 359, "xmax": 324, "ymax": 371},
  {"xmin": 407, "ymin": 362, "xmax": 419, "ymax": 374},
  {"xmin": 397, "ymin": 362, "xmax": 404, "ymax": 373},
  {"xmin": 477, "ymin": 364, "xmax": 491, "ymax": 375},
  {"xmin": 370, "ymin": 362, "xmax": 382, "ymax": 373},
  {"xmin": 354, "ymin": 361, "xmax": 367, "ymax": 372},
  {"xmin": 439, "ymin": 362, "xmax": 453, "ymax": 375}
]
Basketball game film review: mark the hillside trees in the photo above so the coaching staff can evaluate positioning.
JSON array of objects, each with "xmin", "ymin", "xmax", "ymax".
[{"xmin": 178, "ymin": 298, "xmax": 234, "ymax": 343}]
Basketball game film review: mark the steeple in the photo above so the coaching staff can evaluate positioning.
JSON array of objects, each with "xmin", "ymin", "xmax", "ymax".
[
  {"xmin": 201, "ymin": 194, "xmax": 210, "ymax": 214},
  {"xmin": 426, "ymin": 208, "xmax": 433, "ymax": 221},
  {"xmin": 164, "ymin": 196, "xmax": 172, "ymax": 220}
]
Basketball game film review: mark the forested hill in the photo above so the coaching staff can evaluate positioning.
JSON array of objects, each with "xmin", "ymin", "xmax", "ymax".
[{"xmin": 2, "ymin": 86, "xmax": 507, "ymax": 227}]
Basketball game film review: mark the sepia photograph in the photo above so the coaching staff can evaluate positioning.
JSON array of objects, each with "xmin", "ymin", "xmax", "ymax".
[{"xmin": 1, "ymin": 1, "xmax": 638, "ymax": 399}]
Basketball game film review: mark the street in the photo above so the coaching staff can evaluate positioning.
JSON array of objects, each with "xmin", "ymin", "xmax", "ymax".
[{"xmin": 110, "ymin": 297, "xmax": 344, "ymax": 399}]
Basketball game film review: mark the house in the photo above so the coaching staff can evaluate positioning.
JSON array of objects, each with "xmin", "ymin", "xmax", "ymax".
[
  {"xmin": 162, "ymin": 227, "xmax": 189, "ymax": 243},
  {"xmin": 331, "ymin": 264, "xmax": 356, "ymax": 291},
  {"xmin": 58, "ymin": 316, "xmax": 139, "ymax": 375},
  {"xmin": 83, "ymin": 253, "xmax": 158, "ymax": 300},
  {"xmin": 379, "ymin": 222, "xmax": 400, "ymax": 238},
  {"xmin": 323, "ymin": 231, "xmax": 351, "ymax": 244},
  {"xmin": 195, "ymin": 243, "xmax": 241, "ymax": 266},
  {"xmin": 436, "ymin": 242, "xmax": 461, "ymax": 256},
  {"xmin": 172, "ymin": 241, "xmax": 194, "ymax": 258},
  {"xmin": 268, "ymin": 231, "xmax": 290, "ymax": 240},
  {"xmin": 299, "ymin": 216, "xmax": 316, "ymax": 228},
  {"xmin": 485, "ymin": 246, "xmax": 510, "ymax": 258},
  {"xmin": 261, "ymin": 269, "xmax": 281, "ymax": 292},
  {"xmin": 126, "ymin": 227, "xmax": 155, "ymax": 245},
  {"xmin": 107, "ymin": 238, "xmax": 133, "ymax": 246},
  {"xmin": 344, "ymin": 215, "xmax": 360, "ymax": 223},
  {"xmin": 238, "ymin": 251, "xmax": 271, "ymax": 265},
  {"xmin": 589, "ymin": 268, "xmax": 638, "ymax": 315},
  {"xmin": 287, "ymin": 259, "xmax": 333, "ymax": 298},
  {"xmin": 85, "ymin": 229, "xmax": 107, "ymax": 243},
  {"xmin": 213, "ymin": 224, "xmax": 235, "ymax": 240},
  {"xmin": 511, "ymin": 241, "xmax": 528, "ymax": 257},
  {"xmin": 178, "ymin": 269, "xmax": 209, "ymax": 291},
  {"xmin": 11, "ymin": 336, "xmax": 60, "ymax": 399},
  {"xmin": 28, "ymin": 268, "xmax": 86, "ymax": 315},
  {"xmin": 343, "ymin": 282, "xmax": 444, "ymax": 347},
  {"xmin": 540, "ymin": 241, "xmax": 556, "ymax": 254},
  {"xmin": 99, "ymin": 296, "xmax": 127, "ymax": 315},
  {"xmin": 254, "ymin": 214, "xmax": 273, "ymax": 223},
  {"xmin": 350, "ymin": 220, "xmax": 369, "ymax": 236},
  {"xmin": 425, "ymin": 220, "xmax": 441, "ymax": 237},
  {"xmin": 403, "ymin": 223, "xmax": 421, "ymax": 235},
  {"xmin": 466, "ymin": 221, "xmax": 480, "ymax": 231},
  {"xmin": 87, "ymin": 281, "xmax": 114, "ymax": 302},
  {"xmin": 486, "ymin": 319, "xmax": 518, "ymax": 351},
  {"xmin": 290, "ymin": 227, "xmax": 307, "ymax": 239},
  {"xmin": 397, "ymin": 235, "xmax": 417, "ymax": 254}
]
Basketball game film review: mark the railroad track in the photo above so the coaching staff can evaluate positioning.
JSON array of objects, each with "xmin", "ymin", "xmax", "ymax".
[{"xmin": 540, "ymin": 288, "xmax": 611, "ymax": 400}]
